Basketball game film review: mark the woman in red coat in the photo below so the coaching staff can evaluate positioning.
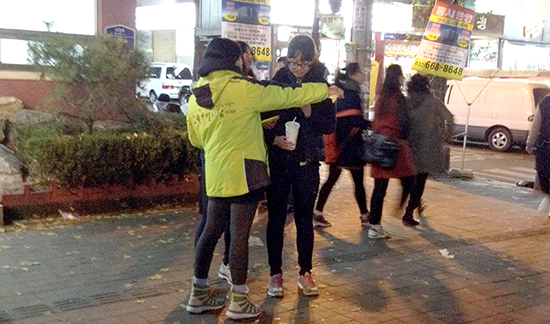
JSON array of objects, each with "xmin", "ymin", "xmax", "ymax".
[{"xmin": 367, "ymin": 65, "xmax": 417, "ymax": 239}]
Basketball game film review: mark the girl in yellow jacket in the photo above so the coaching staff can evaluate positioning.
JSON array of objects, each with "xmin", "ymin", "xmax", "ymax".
[{"xmin": 185, "ymin": 38, "xmax": 342, "ymax": 320}]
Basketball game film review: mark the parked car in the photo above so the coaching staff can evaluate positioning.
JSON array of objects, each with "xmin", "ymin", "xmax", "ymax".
[
  {"xmin": 445, "ymin": 78, "xmax": 550, "ymax": 152},
  {"xmin": 178, "ymin": 85, "xmax": 192, "ymax": 105},
  {"xmin": 136, "ymin": 63, "xmax": 193, "ymax": 103}
]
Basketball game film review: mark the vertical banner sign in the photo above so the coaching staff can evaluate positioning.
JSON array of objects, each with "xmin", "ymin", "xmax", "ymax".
[
  {"xmin": 222, "ymin": 0, "xmax": 272, "ymax": 62},
  {"xmin": 353, "ymin": 0, "xmax": 367, "ymax": 31},
  {"xmin": 412, "ymin": 1, "xmax": 475, "ymax": 80}
]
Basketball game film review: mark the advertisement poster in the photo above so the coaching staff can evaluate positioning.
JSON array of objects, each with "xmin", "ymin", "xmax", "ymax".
[
  {"xmin": 222, "ymin": 0, "xmax": 272, "ymax": 62},
  {"xmin": 412, "ymin": 1, "xmax": 475, "ymax": 80},
  {"xmin": 320, "ymin": 14, "xmax": 345, "ymax": 40}
]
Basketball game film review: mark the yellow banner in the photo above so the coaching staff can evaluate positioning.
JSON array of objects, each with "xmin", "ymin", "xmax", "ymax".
[
  {"xmin": 233, "ymin": 0, "xmax": 271, "ymax": 5},
  {"xmin": 412, "ymin": 58, "xmax": 464, "ymax": 80},
  {"xmin": 369, "ymin": 61, "xmax": 379, "ymax": 106}
]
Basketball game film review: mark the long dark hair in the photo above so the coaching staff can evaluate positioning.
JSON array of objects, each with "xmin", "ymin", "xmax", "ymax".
[
  {"xmin": 376, "ymin": 64, "xmax": 403, "ymax": 117},
  {"xmin": 334, "ymin": 62, "xmax": 361, "ymax": 88}
]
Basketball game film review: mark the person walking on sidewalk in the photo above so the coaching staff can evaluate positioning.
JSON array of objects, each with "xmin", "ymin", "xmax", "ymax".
[
  {"xmin": 186, "ymin": 37, "xmax": 342, "ymax": 320},
  {"xmin": 314, "ymin": 63, "xmax": 370, "ymax": 227},
  {"xmin": 526, "ymin": 95, "xmax": 550, "ymax": 216},
  {"xmin": 265, "ymin": 35, "xmax": 336, "ymax": 298},
  {"xmin": 367, "ymin": 64, "xmax": 417, "ymax": 239},
  {"xmin": 402, "ymin": 73, "xmax": 454, "ymax": 224}
]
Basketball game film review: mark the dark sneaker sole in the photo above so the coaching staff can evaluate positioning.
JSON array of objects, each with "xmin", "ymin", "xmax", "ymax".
[{"xmin": 313, "ymin": 221, "xmax": 331, "ymax": 228}]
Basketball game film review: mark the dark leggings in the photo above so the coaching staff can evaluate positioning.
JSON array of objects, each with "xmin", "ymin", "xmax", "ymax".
[
  {"xmin": 316, "ymin": 164, "xmax": 368, "ymax": 215},
  {"xmin": 195, "ymin": 150, "xmax": 230, "ymax": 264},
  {"xmin": 369, "ymin": 177, "xmax": 415, "ymax": 225},
  {"xmin": 193, "ymin": 190, "xmax": 262, "ymax": 285},
  {"xmin": 404, "ymin": 173, "xmax": 429, "ymax": 217},
  {"xmin": 536, "ymin": 142, "xmax": 550, "ymax": 194}
]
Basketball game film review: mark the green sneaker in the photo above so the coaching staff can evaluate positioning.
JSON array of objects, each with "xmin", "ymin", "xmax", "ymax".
[
  {"xmin": 186, "ymin": 284, "xmax": 225, "ymax": 314},
  {"xmin": 226, "ymin": 290, "xmax": 261, "ymax": 320}
]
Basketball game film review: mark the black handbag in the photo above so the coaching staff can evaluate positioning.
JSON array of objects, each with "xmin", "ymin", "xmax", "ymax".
[{"xmin": 362, "ymin": 133, "xmax": 399, "ymax": 169}]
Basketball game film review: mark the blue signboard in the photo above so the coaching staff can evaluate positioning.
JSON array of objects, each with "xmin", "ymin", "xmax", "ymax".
[{"xmin": 105, "ymin": 25, "xmax": 135, "ymax": 49}]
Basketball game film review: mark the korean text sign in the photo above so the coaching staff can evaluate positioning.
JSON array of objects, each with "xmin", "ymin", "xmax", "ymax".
[
  {"xmin": 412, "ymin": 1, "xmax": 475, "ymax": 80},
  {"xmin": 222, "ymin": 0, "xmax": 272, "ymax": 62}
]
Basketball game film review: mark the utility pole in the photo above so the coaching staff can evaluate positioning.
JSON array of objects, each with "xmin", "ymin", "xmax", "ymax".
[
  {"xmin": 312, "ymin": 0, "xmax": 321, "ymax": 50},
  {"xmin": 351, "ymin": 0, "xmax": 373, "ymax": 108}
]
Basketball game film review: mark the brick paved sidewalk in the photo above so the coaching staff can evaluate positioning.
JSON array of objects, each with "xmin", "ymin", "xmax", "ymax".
[{"xmin": 0, "ymin": 172, "xmax": 549, "ymax": 324}]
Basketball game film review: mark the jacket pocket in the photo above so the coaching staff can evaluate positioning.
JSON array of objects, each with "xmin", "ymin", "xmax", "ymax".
[{"xmin": 244, "ymin": 159, "xmax": 271, "ymax": 191}]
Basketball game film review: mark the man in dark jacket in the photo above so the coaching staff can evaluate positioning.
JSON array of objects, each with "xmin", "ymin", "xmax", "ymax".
[{"xmin": 264, "ymin": 35, "xmax": 336, "ymax": 298}]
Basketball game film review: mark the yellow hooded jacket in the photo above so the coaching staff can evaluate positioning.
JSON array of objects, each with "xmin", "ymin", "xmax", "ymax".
[{"xmin": 187, "ymin": 70, "xmax": 328, "ymax": 197}]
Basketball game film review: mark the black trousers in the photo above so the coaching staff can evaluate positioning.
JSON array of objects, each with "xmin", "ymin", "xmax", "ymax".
[
  {"xmin": 536, "ymin": 141, "xmax": 550, "ymax": 194},
  {"xmin": 369, "ymin": 177, "xmax": 415, "ymax": 225},
  {"xmin": 266, "ymin": 163, "xmax": 319, "ymax": 276},
  {"xmin": 316, "ymin": 164, "xmax": 368, "ymax": 215},
  {"xmin": 193, "ymin": 190, "xmax": 262, "ymax": 285},
  {"xmin": 404, "ymin": 173, "xmax": 429, "ymax": 217}
]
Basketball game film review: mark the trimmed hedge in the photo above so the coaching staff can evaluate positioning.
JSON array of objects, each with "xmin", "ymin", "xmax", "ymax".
[{"xmin": 15, "ymin": 128, "xmax": 200, "ymax": 188}]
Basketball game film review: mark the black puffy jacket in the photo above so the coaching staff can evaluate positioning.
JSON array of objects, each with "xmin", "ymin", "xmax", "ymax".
[{"xmin": 265, "ymin": 62, "xmax": 336, "ymax": 167}]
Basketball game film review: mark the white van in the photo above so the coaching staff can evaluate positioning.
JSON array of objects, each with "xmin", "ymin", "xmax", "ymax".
[
  {"xmin": 445, "ymin": 78, "xmax": 550, "ymax": 152},
  {"xmin": 136, "ymin": 63, "xmax": 193, "ymax": 103}
]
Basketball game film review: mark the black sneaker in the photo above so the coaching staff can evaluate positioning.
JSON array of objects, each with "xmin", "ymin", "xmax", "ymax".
[
  {"xmin": 313, "ymin": 212, "xmax": 331, "ymax": 228},
  {"xmin": 402, "ymin": 216, "xmax": 420, "ymax": 226}
]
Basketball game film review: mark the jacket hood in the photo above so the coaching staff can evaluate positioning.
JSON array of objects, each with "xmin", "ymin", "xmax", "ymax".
[
  {"xmin": 197, "ymin": 57, "xmax": 242, "ymax": 77},
  {"xmin": 192, "ymin": 70, "xmax": 240, "ymax": 109}
]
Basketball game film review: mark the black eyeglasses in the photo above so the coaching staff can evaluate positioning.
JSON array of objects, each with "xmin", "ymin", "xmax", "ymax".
[{"xmin": 289, "ymin": 60, "xmax": 313, "ymax": 69}]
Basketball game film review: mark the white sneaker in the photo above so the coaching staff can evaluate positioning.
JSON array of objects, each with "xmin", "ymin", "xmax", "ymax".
[
  {"xmin": 368, "ymin": 224, "xmax": 390, "ymax": 239},
  {"xmin": 218, "ymin": 263, "xmax": 232, "ymax": 283},
  {"xmin": 538, "ymin": 195, "xmax": 550, "ymax": 214}
]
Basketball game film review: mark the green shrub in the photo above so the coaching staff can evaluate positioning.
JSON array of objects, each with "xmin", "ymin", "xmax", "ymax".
[{"xmin": 15, "ymin": 128, "xmax": 200, "ymax": 188}]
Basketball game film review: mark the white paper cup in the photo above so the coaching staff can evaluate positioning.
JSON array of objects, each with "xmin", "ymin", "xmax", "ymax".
[{"xmin": 285, "ymin": 120, "xmax": 300, "ymax": 150}]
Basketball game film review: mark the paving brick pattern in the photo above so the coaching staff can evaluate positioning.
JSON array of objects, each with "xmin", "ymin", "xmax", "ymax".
[{"xmin": 0, "ymin": 171, "xmax": 549, "ymax": 323}]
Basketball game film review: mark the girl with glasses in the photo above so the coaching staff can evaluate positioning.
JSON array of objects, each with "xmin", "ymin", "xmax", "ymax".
[{"xmin": 264, "ymin": 35, "xmax": 336, "ymax": 298}]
